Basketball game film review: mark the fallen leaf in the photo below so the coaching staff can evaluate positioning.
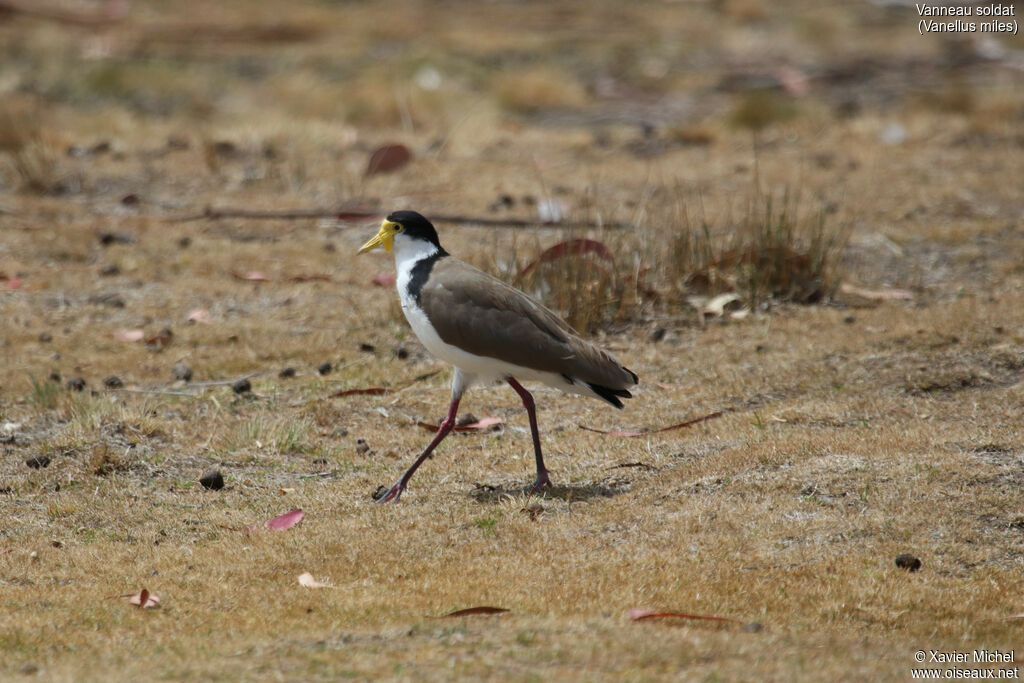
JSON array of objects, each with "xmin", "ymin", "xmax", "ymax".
[
  {"xmin": 3, "ymin": 275, "xmax": 23, "ymax": 290},
  {"xmin": 186, "ymin": 308, "xmax": 210, "ymax": 323},
  {"xmin": 372, "ymin": 273, "xmax": 396, "ymax": 287},
  {"xmin": 703, "ymin": 293, "xmax": 742, "ymax": 317},
  {"xmin": 517, "ymin": 238, "xmax": 614, "ymax": 280},
  {"xmin": 232, "ymin": 270, "xmax": 269, "ymax": 282},
  {"xmin": 335, "ymin": 210, "xmax": 382, "ymax": 222},
  {"xmin": 145, "ymin": 328, "xmax": 173, "ymax": 351},
  {"xmin": 366, "ymin": 143, "xmax": 412, "ymax": 175},
  {"xmin": 839, "ymin": 283, "xmax": 915, "ymax": 301},
  {"xmin": 440, "ymin": 606, "xmax": 509, "ymax": 618},
  {"xmin": 298, "ymin": 572, "xmax": 332, "ymax": 589},
  {"xmin": 328, "ymin": 370, "xmax": 441, "ymax": 399},
  {"xmin": 113, "ymin": 328, "xmax": 145, "ymax": 342},
  {"xmin": 580, "ymin": 411, "xmax": 723, "ymax": 437},
  {"xmin": 628, "ymin": 608, "xmax": 739, "ymax": 624},
  {"xmin": 329, "ymin": 387, "xmax": 388, "ymax": 398},
  {"xmin": 418, "ymin": 416, "xmax": 504, "ymax": 432},
  {"xmin": 265, "ymin": 508, "xmax": 304, "ymax": 531},
  {"xmin": 288, "ymin": 273, "xmax": 332, "ymax": 282},
  {"xmin": 124, "ymin": 588, "xmax": 160, "ymax": 609}
]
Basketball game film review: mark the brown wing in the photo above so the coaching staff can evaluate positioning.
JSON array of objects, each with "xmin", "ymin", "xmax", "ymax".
[{"xmin": 419, "ymin": 258, "xmax": 636, "ymax": 390}]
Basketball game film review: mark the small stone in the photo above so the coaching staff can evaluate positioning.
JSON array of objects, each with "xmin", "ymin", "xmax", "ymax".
[
  {"xmin": 199, "ymin": 469, "xmax": 224, "ymax": 490},
  {"xmin": 48, "ymin": 372, "xmax": 61, "ymax": 383},
  {"xmin": 332, "ymin": 426, "xmax": 348, "ymax": 437},
  {"xmin": 98, "ymin": 232, "xmax": 134, "ymax": 246},
  {"xmin": 741, "ymin": 621, "xmax": 764, "ymax": 633},
  {"xmin": 99, "ymin": 264, "xmax": 121, "ymax": 277},
  {"xmin": 172, "ymin": 363, "xmax": 193, "ymax": 382},
  {"xmin": 19, "ymin": 663, "xmax": 39, "ymax": 676},
  {"xmin": 121, "ymin": 193, "xmax": 140, "ymax": 206},
  {"xmin": 358, "ymin": 343, "xmax": 375, "ymax": 353},
  {"xmin": 317, "ymin": 362, "xmax": 333, "ymax": 376},
  {"xmin": 394, "ymin": 346, "xmax": 409, "ymax": 360},
  {"xmin": 843, "ymin": 315, "xmax": 856, "ymax": 324},
  {"xmin": 355, "ymin": 438, "xmax": 370, "ymax": 454},
  {"xmin": 25, "ymin": 455, "xmax": 51, "ymax": 469},
  {"xmin": 232, "ymin": 378, "xmax": 252, "ymax": 394},
  {"xmin": 177, "ymin": 236, "xmax": 191, "ymax": 248},
  {"xmin": 895, "ymin": 553, "xmax": 922, "ymax": 572},
  {"xmin": 51, "ymin": 540, "xmax": 62, "ymax": 548},
  {"xmin": 65, "ymin": 377, "xmax": 86, "ymax": 392},
  {"xmin": 103, "ymin": 375, "xmax": 123, "ymax": 388},
  {"xmin": 279, "ymin": 367, "xmax": 296, "ymax": 378},
  {"xmin": 648, "ymin": 327, "xmax": 666, "ymax": 343},
  {"xmin": 38, "ymin": 332, "xmax": 52, "ymax": 343}
]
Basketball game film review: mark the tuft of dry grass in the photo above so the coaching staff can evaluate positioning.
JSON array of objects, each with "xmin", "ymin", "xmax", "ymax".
[
  {"xmin": 493, "ymin": 67, "xmax": 589, "ymax": 114},
  {"xmin": 0, "ymin": 100, "xmax": 63, "ymax": 194}
]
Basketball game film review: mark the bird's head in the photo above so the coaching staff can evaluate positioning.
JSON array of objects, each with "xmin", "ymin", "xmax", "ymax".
[{"xmin": 358, "ymin": 211, "xmax": 442, "ymax": 255}]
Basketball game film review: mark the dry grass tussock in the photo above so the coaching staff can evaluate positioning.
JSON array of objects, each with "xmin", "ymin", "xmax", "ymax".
[{"xmin": 2, "ymin": 0, "xmax": 1024, "ymax": 680}]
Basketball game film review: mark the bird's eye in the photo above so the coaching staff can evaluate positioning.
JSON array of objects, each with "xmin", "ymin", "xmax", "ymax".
[{"xmin": 393, "ymin": 224, "xmax": 403, "ymax": 232}]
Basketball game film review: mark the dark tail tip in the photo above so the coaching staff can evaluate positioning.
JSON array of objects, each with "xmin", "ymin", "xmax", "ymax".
[{"xmin": 588, "ymin": 383, "xmax": 633, "ymax": 409}]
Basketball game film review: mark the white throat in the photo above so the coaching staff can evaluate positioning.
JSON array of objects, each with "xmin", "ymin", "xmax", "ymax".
[{"xmin": 392, "ymin": 235, "xmax": 441, "ymax": 273}]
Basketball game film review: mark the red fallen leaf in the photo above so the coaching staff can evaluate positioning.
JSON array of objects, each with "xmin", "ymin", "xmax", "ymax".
[
  {"xmin": 628, "ymin": 608, "xmax": 739, "ymax": 624},
  {"xmin": 3, "ymin": 275, "xmax": 23, "ymax": 290},
  {"xmin": 580, "ymin": 411, "xmax": 723, "ymax": 437},
  {"xmin": 186, "ymin": 308, "xmax": 210, "ymax": 323},
  {"xmin": 232, "ymin": 270, "xmax": 269, "ymax": 282},
  {"xmin": 366, "ymin": 144, "xmax": 412, "ymax": 175},
  {"xmin": 517, "ymin": 238, "xmax": 614, "ymax": 280},
  {"xmin": 125, "ymin": 588, "xmax": 160, "ymax": 609},
  {"xmin": 113, "ymin": 328, "xmax": 145, "ymax": 342},
  {"xmin": 372, "ymin": 273, "xmax": 396, "ymax": 287},
  {"xmin": 328, "ymin": 370, "xmax": 441, "ymax": 399},
  {"xmin": 289, "ymin": 273, "xmax": 332, "ymax": 282},
  {"xmin": 264, "ymin": 508, "xmax": 304, "ymax": 531},
  {"xmin": 440, "ymin": 606, "xmax": 509, "ymax": 618},
  {"xmin": 417, "ymin": 416, "xmax": 504, "ymax": 432},
  {"xmin": 329, "ymin": 387, "xmax": 388, "ymax": 398}
]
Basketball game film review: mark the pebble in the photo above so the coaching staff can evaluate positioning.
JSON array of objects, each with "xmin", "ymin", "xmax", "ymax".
[
  {"xmin": 232, "ymin": 378, "xmax": 252, "ymax": 394},
  {"xmin": 172, "ymin": 363, "xmax": 193, "ymax": 382},
  {"xmin": 317, "ymin": 362, "xmax": 333, "ymax": 376},
  {"xmin": 103, "ymin": 375, "xmax": 123, "ymax": 388},
  {"xmin": 279, "ymin": 367, "xmax": 296, "ymax": 378},
  {"xmin": 65, "ymin": 377, "xmax": 86, "ymax": 392}
]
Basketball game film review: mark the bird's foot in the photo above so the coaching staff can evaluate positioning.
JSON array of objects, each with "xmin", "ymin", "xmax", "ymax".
[
  {"xmin": 531, "ymin": 471, "xmax": 553, "ymax": 493},
  {"xmin": 374, "ymin": 482, "xmax": 405, "ymax": 504}
]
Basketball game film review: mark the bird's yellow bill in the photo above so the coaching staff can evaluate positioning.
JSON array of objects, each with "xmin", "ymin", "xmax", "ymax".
[{"xmin": 358, "ymin": 220, "xmax": 398, "ymax": 254}]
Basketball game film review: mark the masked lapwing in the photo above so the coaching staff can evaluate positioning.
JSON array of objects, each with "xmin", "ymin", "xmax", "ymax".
[{"xmin": 358, "ymin": 210, "xmax": 638, "ymax": 503}]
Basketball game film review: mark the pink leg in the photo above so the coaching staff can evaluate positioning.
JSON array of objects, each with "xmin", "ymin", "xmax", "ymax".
[
  {"xmin": 376, "ymin": 396, "xmax": 461, "ymax": 503},
  {"xmin": 506, "ymin": 377, "xmax": 553, "ymax": 491}
]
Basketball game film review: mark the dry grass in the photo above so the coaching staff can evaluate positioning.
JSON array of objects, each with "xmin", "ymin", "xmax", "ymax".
[{"xmin": 2, "ymin": 1, "xmax": 1024, "ymax": 681}]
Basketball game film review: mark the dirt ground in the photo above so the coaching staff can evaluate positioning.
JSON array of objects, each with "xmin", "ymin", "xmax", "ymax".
[{"xmin": 1, "ymin": 1, "xmax": 1023, "ymax": 681}]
